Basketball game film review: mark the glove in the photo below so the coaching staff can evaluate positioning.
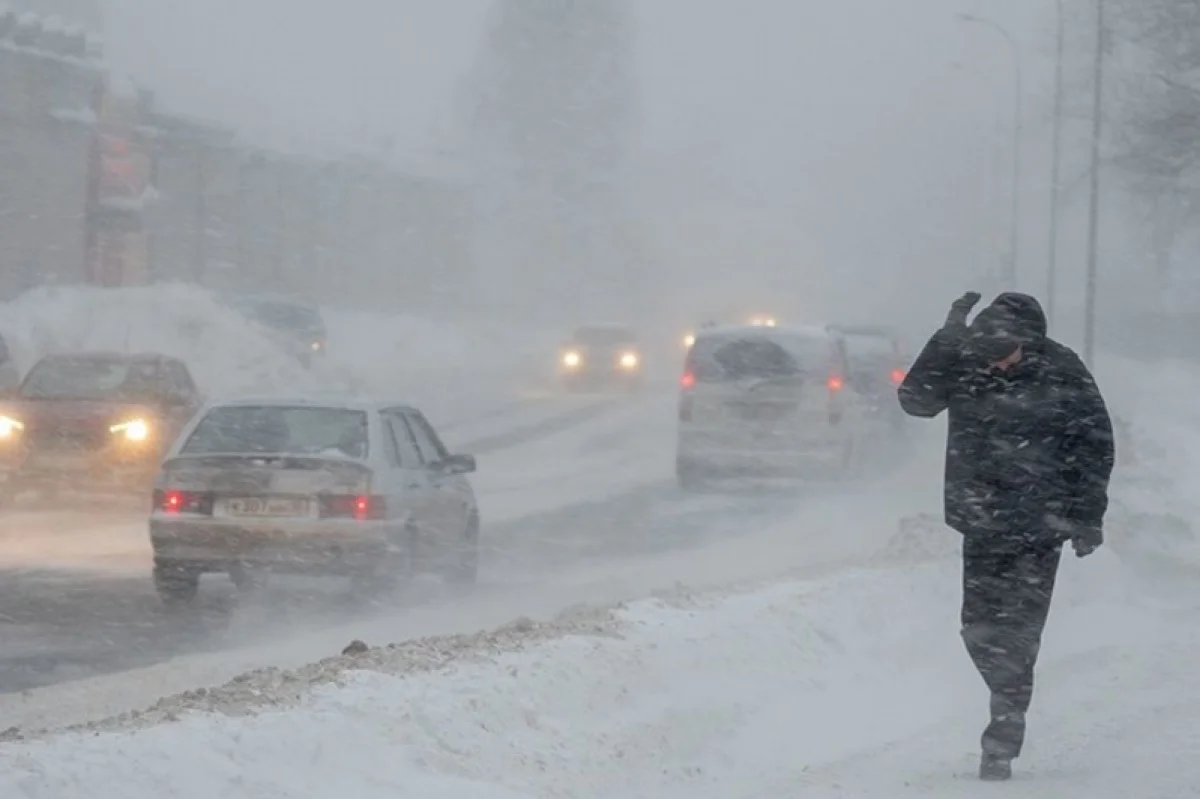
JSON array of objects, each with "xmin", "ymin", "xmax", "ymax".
[
  {"xmin": 944, "ymin": 291, "xmax": 982, "ymax": 333},
  {"xmin": 1070, "ymin": 525, "xmax": 1103, "ymax": 558}
]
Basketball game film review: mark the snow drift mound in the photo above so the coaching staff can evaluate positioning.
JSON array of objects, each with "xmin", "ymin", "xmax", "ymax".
[
  {"xmin": 1100, "ymin": 355, "xmax": 1200, "ymax": 571},
  {"xmin": 0, "ymin": 552, "xmax": 1173, "ymax": 798},
  {"xmin": 0, "ymin": 284, "xmax": 318, "ymax": 398},
  {"xmin": 320, "ymin": 307, "xmax": 557, "ymax": 396}
]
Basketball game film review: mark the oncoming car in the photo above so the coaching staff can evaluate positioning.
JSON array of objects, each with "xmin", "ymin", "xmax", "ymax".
[
  {"xmin": 0, "ymin": 352, "xmax": 202, "ymax": 503},
  {"xmin": 148, "ymin": 397, "xmax": 480, "ymax": 606},
  {"xmin": 228, "ymin": 294, "xmax": 327, "ymax": 368},
  {"xmin": 675, "ymin": 324, "xmax": 868, "ymax": 488},
  {"xmin": 558, "ymin": 324, "xmax": 644, "ymax": 391}
]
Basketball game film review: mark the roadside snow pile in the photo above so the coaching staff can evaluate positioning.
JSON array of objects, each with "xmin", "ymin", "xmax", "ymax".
[
  {"xmin": 0, "ymin": 553, "xmax": 1161, "ymax": 799},
  {"xmin": 1099, "ymin": 355, "xmax": 1200, "ymax": 570},
  {"xmin": 321, "ymin": 307, "xmax": 554, "ymax": 396},
  {"xmin": 0, "ymin": 284, "xmax": 315, "ymax": 398}
]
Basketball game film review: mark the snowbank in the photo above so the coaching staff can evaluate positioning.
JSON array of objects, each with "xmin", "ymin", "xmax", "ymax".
[
  {"xmin": 320, "ymin": 306, "xmax": 554, "ymax": 390},
  {"xmin": 0, "ymin": 284, "xmax": 315, "ymax": 399},
  {"xmin": 1099, "ymin": 354, "xmax": 1200, "ymax": 569},
  {"xmin": 0, "ymin": 548, "xmax": 1171, "ymax": 799},
  {"xmin": 0, "ymin": 284, "xmax": 558, "ymax": 423}
]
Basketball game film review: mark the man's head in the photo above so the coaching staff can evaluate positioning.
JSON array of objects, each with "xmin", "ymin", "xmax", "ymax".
[{"xmin": 965, "ymin": 292, "xmax": 1047, "ymax": 369}]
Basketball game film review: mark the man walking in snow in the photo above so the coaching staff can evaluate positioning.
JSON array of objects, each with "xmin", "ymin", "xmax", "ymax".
[{"xmin": 898, "ymin": 291, "xmax": 1115, "ymax": 781}]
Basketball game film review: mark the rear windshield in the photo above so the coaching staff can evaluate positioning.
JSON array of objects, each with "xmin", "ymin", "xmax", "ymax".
[
  {"xmin": 843, "ymin": 333, "xmax": 898, "ymax": 361},
  {"xmin": 19, "ymin": 357, "xmax": 159, "ymax": 401},
  {"xmin": 181, "ymin": 406, "xmax": 369, "ymax": 459},
  {"xmin": 689, "ymin": 334, "xmax": 829, "ymax": 383}
]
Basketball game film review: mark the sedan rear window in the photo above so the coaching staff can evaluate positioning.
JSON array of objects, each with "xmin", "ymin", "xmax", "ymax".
[
  {"xmin": 843, "ymin": 333, "xmax": 897, "ymax": 360},
  {"xmin": 181, "ymin": 406, "xmax": 369, "ymax": 459}
]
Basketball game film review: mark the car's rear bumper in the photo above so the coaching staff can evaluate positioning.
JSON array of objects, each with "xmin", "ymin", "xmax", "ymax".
[
  {"xmin": 561, "ymin": 369, "xmax": 642, "ymax": 386},
  {"xmin": 150, "ymin": 517, "xmax": 393, "ymax": 573},
  {"xmin": 676, "ymin": 428, "xmax": 848, "ymax": 475}
]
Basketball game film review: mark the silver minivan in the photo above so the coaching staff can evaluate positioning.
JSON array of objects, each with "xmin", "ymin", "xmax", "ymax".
[{"xmin": 675, "ymin": 324, "xmax": 869, "ymax": 489}]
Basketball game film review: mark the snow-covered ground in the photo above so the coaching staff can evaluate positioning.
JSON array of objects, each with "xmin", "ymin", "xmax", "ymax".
[
  {"xmin": 1, "ymin": 547, "xmax": 1193, "ymax": 799},
  {"xmin": 1, "ymin": 285, "xmax": 1198, "ymax": 796}
]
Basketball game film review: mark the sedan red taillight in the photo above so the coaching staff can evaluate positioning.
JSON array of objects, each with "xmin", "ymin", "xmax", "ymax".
[
  {"xmin": 319, "ymin": 494, "xmax": 388, "ymax": 521},
  {"xmin": 154, "ymin": 488, "xmax": 213, "ymax": 515}
]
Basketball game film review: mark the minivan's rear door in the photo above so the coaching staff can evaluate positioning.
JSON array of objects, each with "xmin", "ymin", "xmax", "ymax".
[{"xmin": 682, "ymin": 333, "xmax": 838, "ymax": 446}]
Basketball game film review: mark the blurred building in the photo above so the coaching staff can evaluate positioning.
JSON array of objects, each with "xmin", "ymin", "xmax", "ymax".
[{"xmin": 0, "ymin": 8, "xmax": 472, "ymax": 312}]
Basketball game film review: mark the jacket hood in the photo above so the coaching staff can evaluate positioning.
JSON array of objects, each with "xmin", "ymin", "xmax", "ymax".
[{"xmin": 966, "ymin": 292, "xmax": 1048, "ymax": 361}]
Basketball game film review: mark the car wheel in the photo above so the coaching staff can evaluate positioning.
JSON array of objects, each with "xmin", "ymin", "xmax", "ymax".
[
  {"xmin": 153, "ymin": 560, "xmax": 200, "ymax": 608},
  {"xmin": 837, "ymin": 430, "xmax": 863, "ymax": 479},
  {"xmin": 676, "ymin": 455, "xmax": 710, "ymax": 492},
  {"xmin": 445, "ymin": 512, "xmax": 480, "ymax": 586},
  {"xmin": 229, "ymin": 562, "xmax": 268, "ymax": 594},
  {"xmin": 353, "ymin": 523, "xmax": 415, "ymax": 599}
]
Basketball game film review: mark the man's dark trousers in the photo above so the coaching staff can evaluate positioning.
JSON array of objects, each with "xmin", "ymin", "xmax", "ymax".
[{"xmin": 960, "ymin": 532, "xmax": 1063, "ymax": 760}]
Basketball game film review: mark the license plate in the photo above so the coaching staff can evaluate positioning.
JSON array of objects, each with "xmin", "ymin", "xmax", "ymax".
[{"xmin": 220, "ymin": 496, "xmax": 311, "ymax": 518}]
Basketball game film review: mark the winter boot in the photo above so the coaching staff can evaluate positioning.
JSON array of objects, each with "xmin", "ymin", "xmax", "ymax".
[{"xmin": 979, "ymin": 753, "xmax": 1013, "ymax": 781}]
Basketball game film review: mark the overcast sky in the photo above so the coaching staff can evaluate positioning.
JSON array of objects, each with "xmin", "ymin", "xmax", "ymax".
[{"xmin": 97, "ymin": 0, "xmax": 1067, "ymax": 329}]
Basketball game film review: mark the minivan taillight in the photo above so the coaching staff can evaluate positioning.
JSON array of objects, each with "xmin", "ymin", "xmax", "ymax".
[
  {"xmin": 320, "ymin": 494, "xmax": 387, "ymax": 521},
  {"xmin": 154, "ymin": 488, "xmax": 213, "ymax": 515}
]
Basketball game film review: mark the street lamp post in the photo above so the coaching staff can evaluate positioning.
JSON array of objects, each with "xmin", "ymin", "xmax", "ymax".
[
  {"xmin": 957, "ymin": 13, "xmax": 1023, "ymax": 291},
  {"xmin": 1047, "ymin": 0, "xmax": 1065, "ymax": 324},
  {"xmin": 1083, "ymin": 0, "xmax": 1106, "ymax": 366}
]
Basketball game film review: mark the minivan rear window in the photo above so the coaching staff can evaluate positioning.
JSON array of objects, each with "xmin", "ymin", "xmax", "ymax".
[
  {"xmin": 843, "ymin": 333, "xmax": 897, "ymax": 360},
  {"xmin": 689, "ymin": 334, "xmax": 829, "ymax": 383}
]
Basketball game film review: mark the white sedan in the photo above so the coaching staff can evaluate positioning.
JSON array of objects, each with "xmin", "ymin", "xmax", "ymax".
[{"xmin": 148, "ymin": 396, "xmax": 480, "ymax": 606}]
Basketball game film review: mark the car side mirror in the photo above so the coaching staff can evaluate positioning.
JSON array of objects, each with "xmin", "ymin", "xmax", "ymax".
[{"xmin": 440, "ymin": 453, "xmax": 476, "ymax": 475}]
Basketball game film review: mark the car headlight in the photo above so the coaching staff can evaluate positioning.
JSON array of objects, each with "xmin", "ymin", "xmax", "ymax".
[
  {"xmin": 0, "ymin": 416, "xmax": 24, "ymax": 438},
  {"xmin": 110, "ymin": 418, "xmax": 150, "ymax": 442},
  {"xmin": 619, "ymin": 352, "xmax": 640, "ymax": 369},
  {"xmin": 562, "ymin": 351, "xmax": 582, "ymax": 368}
]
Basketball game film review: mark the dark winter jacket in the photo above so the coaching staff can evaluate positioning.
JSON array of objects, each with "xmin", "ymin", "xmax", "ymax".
[{"xmin": 898, "ymin": 293, "xmax": 1115, "ymax": 544}]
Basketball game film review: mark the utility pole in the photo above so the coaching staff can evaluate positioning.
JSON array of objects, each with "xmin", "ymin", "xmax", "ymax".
[
  {"xmin": 1047, "ymin": 0, "xmax": 1065, "ymax": 324},
  {"xmin": 1083, "ymin": 0, "xmax": 1106, "ymax": 366}
]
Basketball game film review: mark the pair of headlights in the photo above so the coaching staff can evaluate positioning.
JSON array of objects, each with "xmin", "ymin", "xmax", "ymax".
[
  {"xmin": 0, "ymin": 416, "xmax": 150, "ymax": 442},
  {"xmin": 562, "ymin": 351, "xmax": 640, "ymax": 369}
]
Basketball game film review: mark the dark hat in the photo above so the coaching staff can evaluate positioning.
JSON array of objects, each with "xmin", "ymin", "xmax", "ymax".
[{"xmin": 966, "ymin": 292, "xmax": 1047, "ymax": 363}]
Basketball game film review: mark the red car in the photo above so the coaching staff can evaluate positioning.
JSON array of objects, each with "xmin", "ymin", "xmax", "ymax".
[{"xmin": 0, "ymin": 352, "xmax": 203, "ymax": 504}]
